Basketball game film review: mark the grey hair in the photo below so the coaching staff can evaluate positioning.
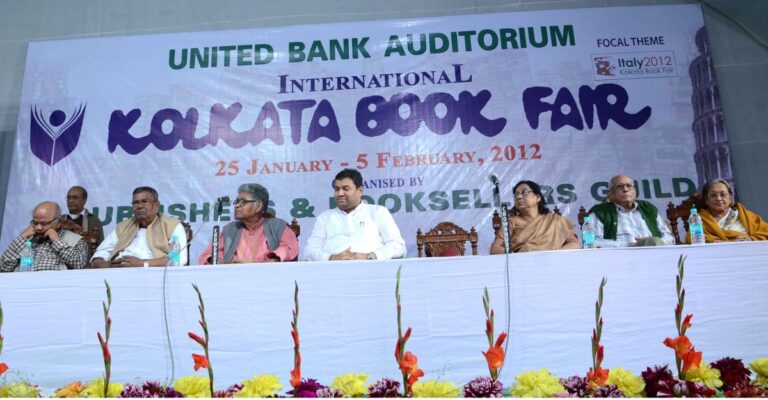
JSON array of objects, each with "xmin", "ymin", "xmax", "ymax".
[{"xmin": 238, "ymin": 183, "xmax": 269, "ymax": 209}]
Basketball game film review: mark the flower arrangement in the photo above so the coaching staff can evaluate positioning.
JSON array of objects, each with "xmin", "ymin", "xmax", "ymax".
[
  {"xmin": 290, "ymin": 281, "xmax": 302, "ymax": 394},
  {"xmin": 587, "ymin": 277, "xmax": 609, "ymax": 391},
  {"xmin": 97, "ymin": 280, "xmax": 113, "ymax": 398},
  {"xmin": 394, "ymin": 266, "xmax": 424, "ymax": 397},
  {"xmin": 189, "ymin": 283, "xmax": 215, "ymax": 397}
]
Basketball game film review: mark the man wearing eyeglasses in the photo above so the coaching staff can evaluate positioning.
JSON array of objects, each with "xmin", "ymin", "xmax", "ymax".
[
  {"xmin": 197, "ymin": 183, "xmax": 299, "ymax": 264},
  {"xmin": 1, "ymin": 201, "xmax": 89, "ymax": 272},
  {"xmin": 588, "ymin": 174, "xmax": 675, "ymax": 247},
  {"xmin": 91, "ymin": 186, "xmax": 187, "ymax": 268}
]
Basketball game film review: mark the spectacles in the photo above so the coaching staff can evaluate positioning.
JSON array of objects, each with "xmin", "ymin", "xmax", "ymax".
[
  {"xmin": 233, "ymin": 198, "xmax": 259, "ymax": 207},
  {"xmin": 612, "ymin": 183, "xmax": 635, "ymax": 191},
  {"xmin": 514, "ymin": 190, "xmax": 534, "ymax": 198},
  {"xmin": 30, "ymin": 218, "xmax": 58, "ymax": 227},
  {"xmin": 132, "ymin": 199, "xmax": 157, "ymax": 207},
  {"xmin": 708, "ymin": 191, "xmax": 731, "ymax": 199}
]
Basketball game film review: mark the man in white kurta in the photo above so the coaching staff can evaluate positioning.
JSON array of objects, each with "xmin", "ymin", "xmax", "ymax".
[{"xmin": 304, "ymin": 169, "xmax": 406, "ymax": 261}]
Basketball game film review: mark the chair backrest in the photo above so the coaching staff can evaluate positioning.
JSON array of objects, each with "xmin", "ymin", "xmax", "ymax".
[
  {"xmin": 181, "ymin": 222, "xmax": 193, "ymax": 265},
  {"xmin": 577, "ymin": 206, "xmax": 589, "ymax": 227},
  {"xmin": 417, "ymin": 221, "xmax": 478, "ymax": 257},
  {"xmin": 59, "ymin": 219, "xmax": 101, "ymax": 262},
  {"xmin": 666, "ymin": 193, "xmax": 703, "ymax": 244}
]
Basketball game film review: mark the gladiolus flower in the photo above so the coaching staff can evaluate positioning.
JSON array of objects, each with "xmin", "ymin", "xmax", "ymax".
[
  {"xmin": 587, "ymin": 367, "xmax": 610, "ymax": 387},
  {"xmin": 663, "ymin": 335, "xmax": 692, "ymax": 358},
  {"xmin": 408, "ymin": 368, "xmax": 425, "ymax": 388},
  {"xmin": 290, "ymin": 366, "xmax": 301, "ymax": 388},
  {"xmin": 399, "ymin": 351, "xmax": 420, "ymax": 374},
  {"xmin": 97, "ymin": 332, "xmax": 111, "ymax": 361},
  {"xmin": 682, "ymin": 314, "xmax": 693, "ymax": 330},
  {"xmin": 682, "ymin": 348, "xmax": 703, "ymax": 373},
  {"xmin": 0, "ymin": 362, "xmax": 8, "ymax": 376},
  {"xmin": 483, "ymin": 347, "xmax": 505, "ymax": 370},
  {"xmin": 192, "ymin": 353, "xmax": 209, "ymax": 371},
  {"xmin": 596, "ymin": 345, "xmax": 604, "ymax": 365},
  {"xmin": 188, "ymin": 332, "xmax": 206, "ymax": 347}
]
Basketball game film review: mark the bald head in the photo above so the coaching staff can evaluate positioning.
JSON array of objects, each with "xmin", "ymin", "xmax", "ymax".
[
  {"xmin": 34, "ymin": 201, "xmax": 61, "ymax": 219},
  {"xmin": 31, "ymin": 201, "xmax": 62, "ymax": 236}
]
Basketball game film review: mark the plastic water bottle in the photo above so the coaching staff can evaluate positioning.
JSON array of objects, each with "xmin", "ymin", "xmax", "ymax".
[
  {"xmin": 168, "ymin": 235, "xmax": 181, "ymax": 266},
  {"xmin": 689, "ymin": 208, "xmax": 705, "ymax": 245},
  {"xmin": 20, "ymin": 240, "xmax": 34, "ymax": 272},
  {"xmin": 582, "ymin": 216, "xmax": 596, "ymax": 249}
]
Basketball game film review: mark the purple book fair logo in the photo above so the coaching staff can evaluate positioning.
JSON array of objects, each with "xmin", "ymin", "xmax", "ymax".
[{"xmin": 30, "ymin": 104, "xmax": 87, "ymax": 166}]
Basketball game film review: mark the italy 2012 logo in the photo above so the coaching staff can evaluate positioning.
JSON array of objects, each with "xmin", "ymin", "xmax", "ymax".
[{"xmin": 29, "ymin": 104, "xmax": 86, "ymax": 166}]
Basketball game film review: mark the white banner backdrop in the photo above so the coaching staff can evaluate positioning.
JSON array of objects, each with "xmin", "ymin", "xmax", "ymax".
[{"xmin": 3, "ymin": 5, "xmax": 707, "ymax": 260}]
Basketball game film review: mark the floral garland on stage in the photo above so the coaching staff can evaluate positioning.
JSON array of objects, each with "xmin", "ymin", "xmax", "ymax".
[{"xmin": 0, "ymin": 256, "xmax": 767, "ymax": 398}]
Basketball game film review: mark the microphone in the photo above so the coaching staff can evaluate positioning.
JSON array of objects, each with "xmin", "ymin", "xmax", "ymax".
[
  {"xmin": 489, "ymin": 174, "xmax": 500, "ymax": 186},
  {"xmin": 217, "ymin": 195, "xmax": 231, "ymax": 203}
]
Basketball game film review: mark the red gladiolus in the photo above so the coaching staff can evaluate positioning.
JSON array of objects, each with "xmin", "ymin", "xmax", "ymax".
[
  {"xmin": 682, "ymin": 314, "xmax": 693, "ymax": 330},
  {"xmin": 663, "ymin": 335, "xmax": 692, "ymax": 357},
  {"xmin": 681, "ymin": 348, "xmax": 702, "ymax": 373},
  {"xmin": 192, "ymin": 353, "xmax": 209, "ymax": 371},
  {"xmin": 97, "ymin": 332, "xmax": 111, "ymax": 361},
  {"xmin": 596, "ymin": 345, "xmax": 604, "ymax": 365},
  {"xmin": 0, "ymin": 362, "xmax": 8, "ymax": 376},
  {"xmin": 290, "ymin": 366, "xmax": 301, "ymax": 388},
  {"xmin": 587, "ymin": 367, "xmax": 610, "ymax": 387},
  {"xmin": 408, "ymin": 367, "xmax": 425, "ymax": 387},
  {"xmin": 188, "ymin": 332, "xmax": 206, "ymax": 347}
]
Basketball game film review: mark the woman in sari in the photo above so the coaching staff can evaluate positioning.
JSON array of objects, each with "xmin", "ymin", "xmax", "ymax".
[
  {"xmin": 689, "ymin": 178, "xmax": 768, "ymax": 242},
  {"xmin": 490, "ymin": 180, "xmax": 580, "ymax": 253}
]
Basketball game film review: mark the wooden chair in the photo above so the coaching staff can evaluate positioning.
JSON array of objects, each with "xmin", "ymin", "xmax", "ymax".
[
  {"xmin": 666, "ymin": 193, "xmax": 704, "ymax": 244},
  {"xmin": 417, "ymin": 221, "xmax": 478, "ymax": 257},
  {"xmin": 577, "ymin": 206, "xmax": 589, "ymax": 227}
]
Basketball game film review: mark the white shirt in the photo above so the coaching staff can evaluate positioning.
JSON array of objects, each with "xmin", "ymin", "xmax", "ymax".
[
  {"xmin": 92, "ymin": 223, "xmax": 188, "ymax": 265},
  {"xmin": 304, "ymin": 203, "xmax": 406, "ymax": 261},
  {"xmin": 589, "ymin": 202, "xmax": 675, "ymax": 248}
]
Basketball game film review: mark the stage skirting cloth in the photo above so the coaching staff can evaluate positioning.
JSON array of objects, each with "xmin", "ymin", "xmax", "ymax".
[{"xmin": 1, "ymin": 242, "xmax": 766, "ymax": 392}]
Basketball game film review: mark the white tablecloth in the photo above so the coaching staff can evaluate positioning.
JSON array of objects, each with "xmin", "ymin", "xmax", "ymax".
[{"xmin": 1, "ymin": 242, "xmax": 766, "ymax": 393}]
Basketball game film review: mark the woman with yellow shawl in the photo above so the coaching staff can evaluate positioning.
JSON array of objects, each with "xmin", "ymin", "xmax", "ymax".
[
  {"xmin": 688, "ymin": 179, "xmax": 768, "ymax": 243},
  {"xmin": 490, "ymin": 180, "xmax": 580, "ymax": 253}
]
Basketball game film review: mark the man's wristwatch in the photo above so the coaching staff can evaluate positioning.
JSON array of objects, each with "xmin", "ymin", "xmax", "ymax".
[{"xmin": 366, "ymin": 252, "xmax": 376, "ymax": 260}]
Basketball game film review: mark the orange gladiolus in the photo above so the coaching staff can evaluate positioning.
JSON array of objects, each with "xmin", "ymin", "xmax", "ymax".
[
  {"xmin": 0, "ymin": 362, "xmax": 8, "ymax": 376},
  {"xmin": 188, "ymin": 332, "xmax": 206, "ymax": 347},
  {"xmin": 192, "ymin": 353, "xmax": 209, "ymax": 371},
  {"xmin": 399, "ymin": 351, "xmax": 419, "ymax": 374},
  {"xmin": 408, "ymin": 367, "xmax": 425, "ymax": 387},
  {"xmin": 663, "ymin": 335, "xmax": 692, "ymax": 357},
  {"xmin": 681, "ymin": 348, "xmax": 702, "ymax": 373},
  {"xmin": 483, "ymin": 347, "xmax": 505, "ymax": 370},
  {"xmin": 587, "ymin": 367, "xmax": 610, "ymax": 387}
]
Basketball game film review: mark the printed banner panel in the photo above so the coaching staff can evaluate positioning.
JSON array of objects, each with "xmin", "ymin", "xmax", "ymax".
[{"xmin": 3, "ymin": 5, "xmax": 708, "ymax": 259}]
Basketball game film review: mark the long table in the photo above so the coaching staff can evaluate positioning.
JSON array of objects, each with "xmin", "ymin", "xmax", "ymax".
[{"xmin": 1, "ymin": 242, "xmax": 766, "ymax": 394}]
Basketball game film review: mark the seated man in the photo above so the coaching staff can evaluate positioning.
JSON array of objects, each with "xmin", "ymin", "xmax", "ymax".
[
  {"xmin": 1, "ymin": 201, "xmax": 88, "ymax": 272},
  {"xmin": 305, "ymin": 169, "xmax": 406, "ymax": 261},
  {"xmin": 588, "ymin": 174, "xmax": 675, "ymax": 247},
  {"xmin": 198, "ymin": 183, "xmax": 298, "ymax": 264},
  {"xmin": 61, "ymin": 185, "xmax": 105, "ymax": 254},
  {"xmin": 91, "ymin": 187, "xmax": 187, "ymax": 268}
]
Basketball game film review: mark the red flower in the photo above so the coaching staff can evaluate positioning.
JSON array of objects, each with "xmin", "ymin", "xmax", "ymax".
[
  {"xmin": 399, "ymin": 351, "xmax": 420, "ymax": 374},
  {"xmin": 682, "ymin": 314, "xmax": 693, "ymax": 330},
  {"xmin": 596, "ymin": 345, "xmax": 605, "ymax": 365},
  {"xmin": 663, "ymin": 335, "xmax": 692, "ymax": 358},
  {"xmin": 192, "ymin": 353, "xmax": 209, "ymax": 371},
  {"xmin": 0, "ymin": 362, "xmax": 8, "ymax": 376},
  {"xmin": 407, "ymin": 367, "xmax": 425, "ymax": 387},
  {"xmin": 587, "ymin": 367, "xmax": 610, "ymax": 387},
  {"xmin": 97, "ymin": 332, "xmax": 111, "ymax": 361},
  {"xmin": 483, "ymin": 347, "xmax": 505, "ymax": 370},
  {"xmin": 290, "ymin": 366, "xmax": 301, "ymax": 388},
  {"xmin": 681, "ymin": 348, "xmax": 703, "ymax": 373},
  {"xmin": 188, "ymin": 332, "xmax": 206, "ymax": 347}
]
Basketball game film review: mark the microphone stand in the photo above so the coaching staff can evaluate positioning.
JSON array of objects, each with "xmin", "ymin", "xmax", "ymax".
[
  {"xmin": 211, "ymin": 198, "xmax": 224, "ymax": 265},
  {"xmin": 493, "ymin": 183, "xmax": 511, "ymax": 254}
]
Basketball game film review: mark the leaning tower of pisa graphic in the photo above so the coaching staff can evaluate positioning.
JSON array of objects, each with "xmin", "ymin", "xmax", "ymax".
[{"xmin": 690, "ymin": 26, "xmax": 736, "ymax": 194}]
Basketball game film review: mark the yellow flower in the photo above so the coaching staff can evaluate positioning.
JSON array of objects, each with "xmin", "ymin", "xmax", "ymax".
[
  {"xmin": 0, "ymin": 382, "xmax": 41, "ymax": 398},
  {"xmin": 236, "ymin": 374, "xmax": 283, "ymax": 398},
  {"xmin": 509, "ymin": 369, "xmax": 566, "ymax": 398},
  {"xmin": 331, "ymin": 373, "xmax": 369, "ymax": 397},
  {"xmin": 686, "ymin": 361, "xmax": 723, "ymax": 389},
  {"xmin": 750, "ymin": 358, "xmax": 768, "ymax": 386},
  {"xmin": 605, "ymin": 367, "xmax": 646, "ymax": 397},
  {"xmin": 411, "ymin": 380, "xmax": 460, "ymax": 398},
  {"xmin": 83, "ymin": 378, "xmax": 123, "ymax": 398},
  {"xmin": 53, "ymin": 381, "xmax": 88, "ymax": 398},
  {"xmin": 173, "ymin": 376, "xmax": 211, "ymax": 398}
]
